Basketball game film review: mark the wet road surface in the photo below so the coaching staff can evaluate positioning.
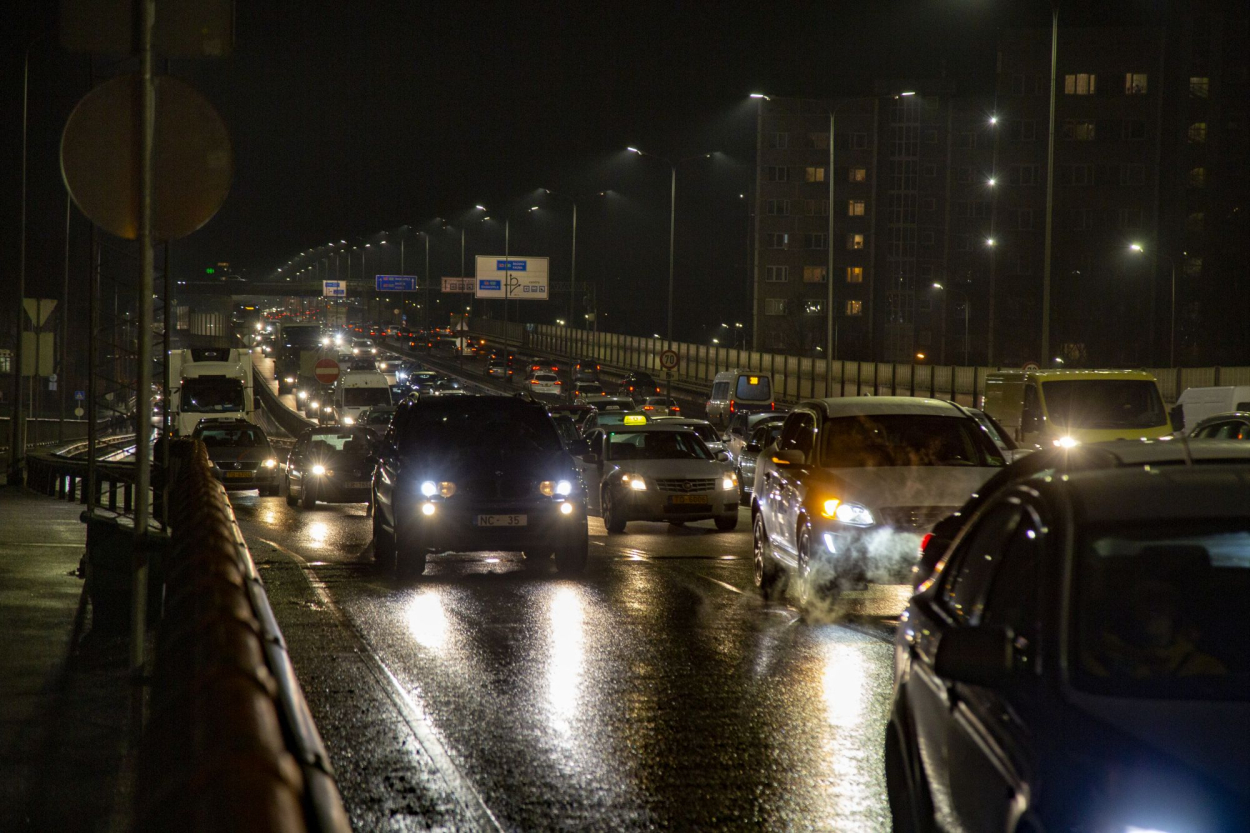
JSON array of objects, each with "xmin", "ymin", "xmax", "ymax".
[{"xmin": 230, "ymin": 491, "xmax": 908, "ymax": 831}]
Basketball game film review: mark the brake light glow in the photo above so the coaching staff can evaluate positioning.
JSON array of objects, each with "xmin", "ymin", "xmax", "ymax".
[
  {"xmin": 729, "ymin": 400, "xmax": 736, "ymax": 413},
  {"xmin": 919, "ymin": 532, "xmax": 934, "ymax": 555}
]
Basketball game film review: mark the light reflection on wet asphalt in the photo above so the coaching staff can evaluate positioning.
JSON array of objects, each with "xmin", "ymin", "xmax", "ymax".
[{"xmin": 230, "ymin": 487, "xmax": 904, "ymax": 831}]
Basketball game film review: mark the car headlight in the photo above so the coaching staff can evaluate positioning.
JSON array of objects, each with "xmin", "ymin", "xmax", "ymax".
[
  {"xmin": 556, "ymin": 479, "xmax": 573, "ymax": 496},
  {"xmin": 834, "ymin": 502, "xmax": 875, "ymax": 526},
  {"xmin": 371, "ymin": 348, "xmax": 377, "ymax": 354},
  {"xmin": 342, "ymin": 416, "xmax": 355, "ymax": 425},
  {"xmin": 263, "ymin": 458, "xmax": 277, "ymax": 468},
  {"xmin": 722, "ymin": 472, "xmax": 738, "ymax": 491},
  {"xmin": 559, "ymin": 501, "xmax": 574, "ymax": 515},
  {"xmin": 284, "ymin": 376, "xmax": 295, "ymax": 383},
  {"xmin": 352, "ymin": 348, "xmax": 359, "ymax": 355},
  {"xmin": 420, "ymin": 480, "xmax": 437, "ymax": 497},
  {"xmin": 298, "ymin": 390, "xmax": 308, "ymax": 400},
  {"xmin": 621, "ymin": 473, "xmax": 647, "ymax": 491},
  {"xmin": 311, "ymin": 464, "xmax": 328, "ymax": 476},
  {"xmin": 1053, "ymin": 435, "xmax": 1079, "ymax": 448}
]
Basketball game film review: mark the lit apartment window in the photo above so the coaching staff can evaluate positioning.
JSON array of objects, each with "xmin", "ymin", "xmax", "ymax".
[
  {"xmin": 766, "ymin": 233, "xmax": 789, "ymax": 249},
  {"xmin": 765, "ymin": 265, "xmax": 789, "ymax": 283},
  {"xmin": 1188, "ymin": 167, "xmax": 1207, "ymax": 187},
  {"xmin": 804, "ymin": 233, "xmax": 827, "ymax": 250},
  {"xmin": 764, "ymin": 299, "xmax": 789, "ymax": 316},
  {"xmin": 804, "ymin": 199, "xmax": 829, "ymax": 216},
  {"xmin": 765, "ymin": 199, "xmax": 790, "ymax": 216},
  {"xmin": 846, "ymin": 267, "xmax": 864, "ymax": 283},
  {"xmin": 807, "ymin": 132, "xmax": 829, "ymax": 150},
  {"xmin": 768, "ymin": 131, "xmax": 790, "ymax": 150},
  {"xmin": 1189, "ymin": 76, "xmax": 1210, "ymax": 98},
  {"xmin": 848, "ymin": 200, "xmax": 866, "ymax": 216},
  {"xmin": 850, "ymin": 133, "xmax": 869, "ymax": 149},
  {"xmin": 1064, "ymin": 73, "xmax": 1096, "ymax": 95},
  {"xmin": 848, "ymin": 166, "xmax": 867, "ymax": 182},
  {"xmin": 1062, "ymin": 120, "xmax": 1096, "ymax": 141},
  {"xmin": 1124, "ymin": 73, "xmax": 1148, "ymax": 94},
  {"xmin": 803, "ymin": 266, "xmax": 827, "ymax": 283},
  {"xmin": 804, "ymin": 300, "xmax": 824, "ymax": 315},
  {"xmin": 1188, "ymin": 122, "xmax": 1208, "ymax": 143},
  {"xmin": 805, "ymin": 166, "xmax": 827, "ymax": 183},
  {"xmin": 846, "ymin": 233, "xmax": 865, "ymax": 250},
  {"xmin": 845, "ymin": 300, "xmax": 863, "ymax": 316},
  {"xmin": 764, "ymin": 166, "xmax": 789, "ymax": 182}
]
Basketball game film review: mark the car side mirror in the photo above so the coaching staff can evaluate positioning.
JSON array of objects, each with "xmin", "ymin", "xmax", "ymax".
[
  {"xmin": 715, "ymin": 451, "xmax": 730, "ymax": 462},
  {"xmin": 934, "ymin": 625, "xmax": 1014, "ymax": 687},
  {"xmin": 772, "ymin": 449, "xmax": 806, "ymax": 466},
  {"xmin": 1169, "ymin": 404, "xmax": 1185, "ymax": 433},
  {"xmin": 745, "ymin": 442, "xmax": 762, "ymax": 453},
  {"xmin": 581, "ymin": 452, "xmax": 601, "ymax": 465}
]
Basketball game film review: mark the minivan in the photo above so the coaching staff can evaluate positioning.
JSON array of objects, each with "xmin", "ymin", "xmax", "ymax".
[
  {"xmin": 332, "ymin": 370, "xmax": 391, "ymax": 427},
  {"xmin": 705, "ymin": 370, "xmax": 775, "ymax": 429}
]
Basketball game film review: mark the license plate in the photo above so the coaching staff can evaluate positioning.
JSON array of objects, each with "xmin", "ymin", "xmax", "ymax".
[
  {"xmin": 344, "ymin": 481, "xmax": 370, "ymax": 489},
  {"xmin": 475, "ymin": 514, "xmax": 527, "ymax": 527},
  {"xmin": 670, "ymin": 495, "xmax": 709, "ymax": 505},
  {"xmin": 224, "ymin": 470, "xmax": 251, "ymax": 479}
]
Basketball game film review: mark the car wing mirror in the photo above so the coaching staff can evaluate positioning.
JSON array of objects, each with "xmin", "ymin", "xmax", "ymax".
[
  {"xmin": 580, "ymin": 451, "xmax": 601, "ymax": 465},
  {"xmin": 934, "ymin": 625, "xmax": 1014, "ymax": 687},
  {"xmin": 715, "ymin": 451, "xmax": 730, "ymax": 462},
  {"xmin": 1169, "ymin": 404, "xmax": 1185, "ymax": 433},
  {"xmin": 771, "ymin": 449, "xmax": 806, "ymax": 466}
]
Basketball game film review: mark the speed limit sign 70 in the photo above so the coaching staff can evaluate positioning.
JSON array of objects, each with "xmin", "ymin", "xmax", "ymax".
[{"xmin": 659, "ymin": 349, "xmax": 679, "ymax": 371}]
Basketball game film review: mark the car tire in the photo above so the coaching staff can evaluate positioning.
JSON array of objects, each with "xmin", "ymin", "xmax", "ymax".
[
  {"xmin": 714, "ymin": 513, "xmax": 738, "ymax": 532},
  {"xmin": 372, "ymin": 501, "xmax": 395, "ymax": 569},
  {"xmin": 554, "ymin": 537, "xmax": 588, "ymax": 575},
  {"xmin": 796, "ymin": 525, "xmax": 840, "ymax": 609},
  {"xmin": 885, "ymin": 719, "xmax": 935, "ymax": 833},
  {"xmin": 285, "ymin": 477, "xmax": 297, "ymax": 507},
  {"xmin": 394, "ymin": 518, "xmax": 428, "ymax": 578},
  {"xmin": 602, "ymin": 489, "xmax": 626, "ymax": 534},
  {"xmin": 300, "ymin": 485, "xmax": 316, "ymax": 510},
  {"xmin": 753, "ymin": 513, "xmax": 781, "ymax": 598}
]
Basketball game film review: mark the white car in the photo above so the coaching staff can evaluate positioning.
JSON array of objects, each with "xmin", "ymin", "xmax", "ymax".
[
  {"xmin": 576, "ymin": 424, "xmax": 738, "ymax": 532},
  {"xmin": 527, "ymin": 371, "xmax": 561, "ymax": 395},
  {"xmin": 650, "ymin": 416, "xmax": 726, "ymax": 454}
]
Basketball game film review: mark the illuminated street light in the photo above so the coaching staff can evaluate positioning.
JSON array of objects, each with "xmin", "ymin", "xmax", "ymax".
[
  {"xmin": 989, "ymin": 114, "xmax": 998, "ymax": 125},
  {"xmin": 987, "ymin": 177, "xmax": 996, "ymax": 187},
  {"xmin": 749, "ymin": 92, "xmax": 770, "ymax": 100},
  {"xmin": 986, "ymin": 238, "xmax": 996, "ymax": 247}
]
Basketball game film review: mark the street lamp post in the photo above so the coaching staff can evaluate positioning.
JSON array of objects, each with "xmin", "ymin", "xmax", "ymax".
[
  {"xmin": 932, "ymin": 283, "xmax": 971, "ymax": 366},
  {"xmin": 1130, "ymin": 243, "xmax": 1178, "ymax": 367}
]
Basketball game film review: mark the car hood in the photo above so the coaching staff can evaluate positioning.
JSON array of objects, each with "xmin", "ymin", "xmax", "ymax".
[
  {"xmin": 823, "ymin": 465, "xmax": 998, "ymax": 510},
  {"xmin": 611, "ymin": 458, "xmax": 728, "ymax": 480},
  {"xmin": 208, "ymin": 446, "xmax": 272, "ymax": 464},
  {"xmin": 1067, "ymin": 691, "xmax": 1250, "ymax": 802}
]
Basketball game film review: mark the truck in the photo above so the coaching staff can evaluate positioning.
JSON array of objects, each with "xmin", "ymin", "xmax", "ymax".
[
  {"xmin": 275, "ymin": 322, "xmax": 323, "ymax": 394},
  {"xmin": 169, "ymin": 347, "xmax": 255, "ymax": 436}
]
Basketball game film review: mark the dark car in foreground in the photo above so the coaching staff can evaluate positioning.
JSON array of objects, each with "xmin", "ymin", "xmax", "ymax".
[
  {"xmin": 371, "ymin": 396, "xmax": 588, "ymax": 577},
  {"xmin": 888, "ymin": 465, "xmax": 1250, "ymax": 833},
  {"xmin": 285, "ymin": 426, "xmax": 376, "ymax": 508},
  {"xmin": 193, "ymin": 418, "xmax": 280, "ymax": 495}
]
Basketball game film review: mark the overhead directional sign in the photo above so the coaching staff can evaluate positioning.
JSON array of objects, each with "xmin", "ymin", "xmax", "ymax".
[
  {"xmin": 474, "ymin": 256, "xmax": 549, "ymax": 300},
  {"xmin": 322, "ymin": 280, "xmax": 346, "ymax": 298},
  {"xmin": 441, "ymin": 277, "xmax": 475, "ymax": 293},
  {"xmin": 376, "ymin": 275, "xmax": 417, "ymax": 292}
]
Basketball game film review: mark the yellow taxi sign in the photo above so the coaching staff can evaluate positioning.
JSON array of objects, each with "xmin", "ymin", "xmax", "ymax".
[
  {"xmin": 749, "ymin": 376, "xmax": 759, "ymax": 385},
  {"xmin": 623, "ymin": 414, "xmax": 648, "ymax": 425}
]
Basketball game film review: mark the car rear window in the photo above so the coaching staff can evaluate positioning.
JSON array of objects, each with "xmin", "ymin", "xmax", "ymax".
[{"xmin": 735, "ymin": 375, "xmax": 771, "ymax": 401}]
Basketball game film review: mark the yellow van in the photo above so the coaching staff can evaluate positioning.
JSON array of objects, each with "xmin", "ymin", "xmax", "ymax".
[{"xmin": 983, "ymin": 369, "xmax": 1173, "ymax": 448}]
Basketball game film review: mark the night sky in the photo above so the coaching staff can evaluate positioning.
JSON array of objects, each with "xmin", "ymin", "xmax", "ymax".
[{"xmin": 2, "ymin": 1, "xmax": 1160, "ymax": 340}]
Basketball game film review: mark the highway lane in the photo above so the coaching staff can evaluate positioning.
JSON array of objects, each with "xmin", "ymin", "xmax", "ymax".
[{"xmin": 230, "ymin": 488, "xmax": 907, "ymax": 831}]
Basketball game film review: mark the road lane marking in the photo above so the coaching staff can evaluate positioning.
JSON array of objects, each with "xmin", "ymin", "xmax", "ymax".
[{"xmin": 258, "ymin": 537, "xmax": 505, "ymax": 833}]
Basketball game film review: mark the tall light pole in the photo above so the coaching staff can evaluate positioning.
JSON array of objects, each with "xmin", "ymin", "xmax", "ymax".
[
  {"xmin": 540, "ymin": 189, "xmax": 578, "ymax": 331},
  {"xmin": 627, "ymin": 147, "xmax": 716, "ymax": 342},
  {"xmin": 1130, "ymin": 243, "xmax": 1177, "ymax": 367},
  {"xmin": 932, "ymin": 282, "xmax": 971, "ymax": 366}
]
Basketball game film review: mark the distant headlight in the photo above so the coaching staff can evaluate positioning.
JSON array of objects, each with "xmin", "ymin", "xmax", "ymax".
[
  {"xmin": 298, "ymin": 390, "xmax": 308, "ymax": 400},
  {"xmin": 310, "ymin": 400, "xmax": 320, "ymax": 408},
  {"xmin": 1053, "ymin": 435, "xmax": 1079, "ymax": 448},
  {"xmin": 370, "ymin": 348, "xmax": 377, "ymax": 354},
  {"xmin": 284, "ymin": 376, "xmax": 296, "ymax": 383},
  {"xmin": 622, "ymin": 474, "xmax": 647, "ymax": 491},
  {"xmin": 342, "ymin": 416, "xmax": 355, "ymax": 425},
  {"xmin": 722, "ymin": 473, "xmax": 738, "ymax": 491},
  {"xmin": 352, "ymin": 348, "xmax": 360, "ymax": 355},
  {"xmin": 311, "ymin": 464, "xmax": 327, "ymax": 476},
  {"xmin": 322, "ymin": 405, "xmax": 333, "ymax": 412},
  {"xmin": 263, "ymin": 458, "xmax": 277, "ymax": 468}
]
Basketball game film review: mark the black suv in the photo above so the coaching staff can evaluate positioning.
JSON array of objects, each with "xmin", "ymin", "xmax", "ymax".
[
  {"xmin": 617, "ymin": 371, "xmax": 661, "ymax": 401},
  {"xmin": 371, "ymin": 396, "xmax": 589, "ymax": 577}
]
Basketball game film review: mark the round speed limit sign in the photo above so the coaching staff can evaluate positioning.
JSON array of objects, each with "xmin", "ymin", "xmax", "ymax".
[{"xmin": 659, "ymin": 349, "xmax": 679, "ymax": 371}]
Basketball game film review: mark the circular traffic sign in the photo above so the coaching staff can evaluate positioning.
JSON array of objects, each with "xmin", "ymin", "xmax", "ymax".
[
  {"xmin": 1022, "ymin": 361, "xmax": 1041, "ymax": 372},
  {"xmin": 314, "ymin": 358, "xmax": 341, "ymax": 385},
  {"xmin": 74, "ymin": 407, "xmax": 84, "ymax": 418},
  {"xmin": 659, "ymin": 349, "xmax": 679, "ymax": 371}
]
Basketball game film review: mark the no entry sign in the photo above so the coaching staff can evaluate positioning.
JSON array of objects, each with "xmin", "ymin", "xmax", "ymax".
[{"xmin": 314, "ymin": 358, "xmax": 341, "ymax": 385}]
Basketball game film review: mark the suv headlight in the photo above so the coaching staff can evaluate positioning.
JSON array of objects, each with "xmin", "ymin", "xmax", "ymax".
[
  {"xmin": 821, "ymin": 499, "xmax": 874, "ymax": 526},
  {"xmin": 539, "ymin": 479, "xmax": 574, "ymax": 497},
  {"xmin": 621, "ymin": 473, "xmax": 647, "ymax": 491},
  {"xmin": 722, "ymin": 472, "xmax": 738, "ymax": 491},
  {"xmin": 263, "ymin": 458, "xmax": 277, "ymax": 468},
  {"xmin": 421, "ymin": 480, "xmax": 456, "ymax": 497}
]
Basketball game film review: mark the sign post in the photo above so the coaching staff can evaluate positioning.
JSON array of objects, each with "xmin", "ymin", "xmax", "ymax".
[{"xmin": 659, "ymin": 349, "xmax": 679, "ymax": 410}]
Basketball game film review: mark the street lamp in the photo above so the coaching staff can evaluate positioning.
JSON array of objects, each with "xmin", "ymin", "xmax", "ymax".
[
  {"xmin": 1129, "ymin": 242, "xmax": 1178, "ymax": 366},
  {"xmin": 626, "ymin": 147, "xmax": 717, "ymax": 342},
  {"xmin": 932, "ymin": 282, "xmax": 971, "ymax": 366}
]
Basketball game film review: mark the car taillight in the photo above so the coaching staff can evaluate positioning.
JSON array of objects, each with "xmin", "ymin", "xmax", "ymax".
[
  {"xmin": 729, "ymin": 400, "xmax": 736, "ymax": 413},
  {"xmin": 919, "ymin": 533, "xmax": 934, "ymax": 556},
  {"xmin": 770, "ymin": 402, "xmax": 775, "ymax": 410}
]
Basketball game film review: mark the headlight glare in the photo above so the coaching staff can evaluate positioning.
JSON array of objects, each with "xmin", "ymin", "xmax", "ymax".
[
  {"xmin": 263, "ymin": 458, "xmax": 277, "ymax": 468},
  {"xmin": 556, "ymin": 479, "xmax": 573, "ymax": 496},
  {"xmin": 342, "ymin": 416, "xmax": 355, "ymax": 425},
  {"xmin": 559, "ymin": 501, "xmax": 573, "ymax": 515},
  {"xmin": 834, "ymin": 502, "xmax": 875, "ymax": 526},
  {"xmin": 1053, "ymin": 435, "xmax": 1079, "ymax": 448},
  {"xmin": 821, "ymin": 498, "xmax": 841, "ymax": 518},
  {"xmin": 722, "ymin": 473, "xmax": 738, "ymax": 491},
  {"xmin": 623, "ymin": 474, "xmax": 647, "ymax": 491},
  {"xmin": 420, "ymin": 480, "xmax": 438, "ymax": 497},
  {"xmin": 298, "ymin": 390, "xmax": 308, "ymax": 400},
  {"xmin": 421, "ymin": 502, "xmax": 436, "ymax": 516},
  {"xmin": 311, "ymin": 464, "xmax": 327, "ymax": 476}
]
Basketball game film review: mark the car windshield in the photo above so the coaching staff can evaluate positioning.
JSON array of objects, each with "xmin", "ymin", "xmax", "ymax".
[
  {"xmin": 607, "ymin": 430, "xmax": 711, "ymax": 461},
  {"xmin": 181, "ymin": 377, "xmax": 245, "ymax": 413},
  {"xmin": 365, "ymin": 411, "xmax": 393, "ymax": 424},
  {"xmin": 309, "ymin": 430, "xmax": 371, "ymax": 453},
  {"xmin": 398, "ymin": 401, "xmax": 564, "ymax": 455},
  {"xmin": 735, "ymin": 375, "xmax": 771, "ymax": 400},
  {"xmin": 819, "ymin": 414, "xmax": 1005, "ymax": 468},
  {"xmin": 1042, "ymin": 380, "xmax": 1167, "ymax": 430},
  {"xmin": 199, "ymin": 426, "xmax": 266, "ymax": 447},
  {"xmin": 676, "ymin": 423, "xmax": 720, "ymax": 443},
  {"xmin": 1073, "ymin": 522, "xmax": 1249, "ymax": 700},
  {"xmin": 344, "ymin": 387, "xmax": 391, "ymax": 407}
]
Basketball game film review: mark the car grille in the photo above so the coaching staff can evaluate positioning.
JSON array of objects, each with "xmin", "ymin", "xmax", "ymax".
[
  {"xmin": 877, "ymin": 505, "xmax": 961, "ymax": 532},
  {"xmin": 216, "ymin": 461, "xmax": 258, "ymax": 471},
  {"xmin": 655, "ymin": 478, "xmax": 717, "ymax": 493}
]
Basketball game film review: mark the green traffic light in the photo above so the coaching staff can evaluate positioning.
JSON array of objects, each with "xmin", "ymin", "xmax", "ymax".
[{"xmin": 206, "ymin": 267, "xmax": 215, "ymax": 274}]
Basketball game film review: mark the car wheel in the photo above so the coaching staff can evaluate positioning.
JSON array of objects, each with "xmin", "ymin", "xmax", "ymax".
[
  {"xmin": 753, "ymin": 513, "xmax": 780, "ymax": 598},
  {"xmin": 372, "ymin": 499, "xmax": 395, "ymax": 568},
  {"xmin": 796, "ymin": 525, "xmax": 838, "ymax": 609},
  {"xmin": 602, "ymin": 489, "xmax": 626, "ymax": 534},
  {"xmin": 285, "ymin": 476, "xmax": 297, "ymax": 507},
  {"xmin": 554, "ymin": 537, "xmax": 588, "ymax": 575},
  {"xmin": 300, "ymin": 485, "xmax": 316, "ymax": 510},
  {"xmin": 394, "ymin": 517, "xmax": 427, "ymax": 578},
  {"xmin": 885, "ymin": 719, "xmax": 935, "ymax": 833},
  {"xmin": 715, "ymin": 513, "xmax": 738, "ymax": 532}
]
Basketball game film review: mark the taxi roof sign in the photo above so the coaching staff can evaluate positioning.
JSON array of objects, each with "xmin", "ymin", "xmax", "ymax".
[
  {"xmin": 749, "ymin": 376, "xmax": 759, "ymax": 384},
  {"xmin": 623, "ymin": 414, "xmax": 649, "ymax": 425}
]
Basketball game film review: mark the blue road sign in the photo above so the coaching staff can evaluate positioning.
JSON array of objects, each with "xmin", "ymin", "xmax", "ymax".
[
  {"xmin": 375, "ymin": 275, "xmax": 418, "ymax": 291},
  {"xmin": 496, "ymin": 260, "xmax": 528, "ymax": 271},
  {"xmin": 478, "ymin": 279, "xmax": 502, "ymax": 291},
  {"xmin": 74, "ymin": 390, "xmax": 86, "ymax": 401}
]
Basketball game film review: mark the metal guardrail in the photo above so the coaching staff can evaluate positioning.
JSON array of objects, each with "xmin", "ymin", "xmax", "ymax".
[{"xmin": 136, "ymin": 439, "xmax": 349, "ymax": 833}]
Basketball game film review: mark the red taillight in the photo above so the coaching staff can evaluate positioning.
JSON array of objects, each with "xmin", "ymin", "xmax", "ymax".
[
  {"xmin": 643, "ymin": 406, "xmax": 654, "ymax": 411},
  {"xmin": 729, "ymin": 400, "xmax": 736, "ymax": 413},
  {"xmin": 770, "ymin": 402, "xmax": 775, "ymax": 411},
  {"xmin": 555, "ymin": 380, "xmax": 562, "ymax": 385},
  {"xmin": 919, "ymin": 533, "xmax": 934, "ymax": 556}
]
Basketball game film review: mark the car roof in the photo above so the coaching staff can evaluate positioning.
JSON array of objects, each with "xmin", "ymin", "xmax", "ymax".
[
  {"xmin": 1057, "ymin": 438, "xmax": 1250, "ymax": 466},
  {"xmin": 800, "ymin": 396, "xmax": 967, "ymax": 419},
  {"xmin": 1057, "ymin": 464, "xmax": 1250, "ymax": 523},
  {"xmin": 1192, "ymin": 411, "xmax": 1250, "ymax": 427}
]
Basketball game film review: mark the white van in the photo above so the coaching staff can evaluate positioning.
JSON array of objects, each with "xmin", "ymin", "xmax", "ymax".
[
  {"xmin": 705, "ymin": 369, "xmax": 776, "ymax": 429},
  {"xmin": 332, "ymin": 371, "xmax": 391, "ymax": 426},
  {"xmin": 1172, "ymin": 386, "xmax": 1250, "ymax": 434}
]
